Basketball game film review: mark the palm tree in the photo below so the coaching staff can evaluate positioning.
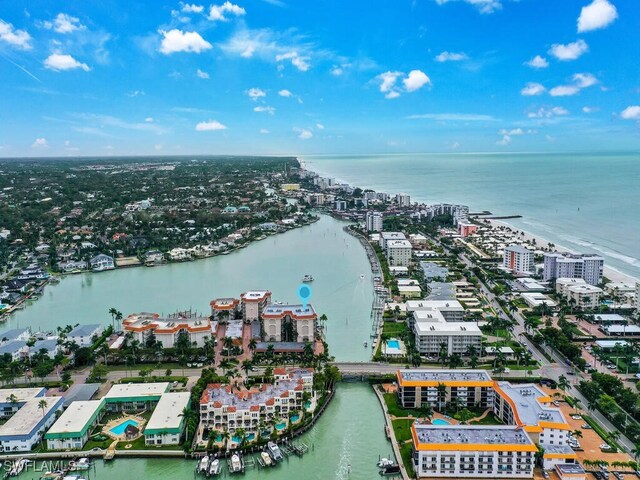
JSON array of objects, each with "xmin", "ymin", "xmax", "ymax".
[
  {"xmin": 436, "ymin": 383, "xmax": 447, "ymax": 412},
  {"xmin": 178, "ymin": 407, "xmax": 196, "ymax": 442},
  {"xmin": 631, "ymin": 444, "xmax": 640, "ymax": 463},
  {"xmin": 557, "ymin": 375, "xmax": 570, "ymax": 393},
  {"xmin": 248, "ymin": 338, "xmax": 257, "ymax": 354},
  {"xmin": 115, "ymin": 311, "xmax": 123, "ymax": 331},
  {"xmin": 38, "ymin": 399, "xmax": 48, "ymax": 417},
  {"xmin": 108, "ymin": 307, "xmax": 118, "ymax": 329},
  {"xmin": 572, "ymin": 429, "xmax": 583, "ymax": 440},
  {"xmin": 241, "ymin": 360, "xmax": 252, "ymax": 376}
]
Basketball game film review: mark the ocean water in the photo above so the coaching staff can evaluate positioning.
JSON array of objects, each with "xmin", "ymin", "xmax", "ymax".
[{"xmin": 304, "ymin": 153, "xmax": 640, "ymax": 280}]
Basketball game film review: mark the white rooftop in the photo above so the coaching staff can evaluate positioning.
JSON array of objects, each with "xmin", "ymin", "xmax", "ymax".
[
  {"xmin": 387, "ymin": 239, "xmax": 412, "ymax": 248},
  {"xmin": 46, "ymin": 400, "xmax": 104, "ymax": 435},
  {"xmin": 145, "ymin": 392, "xmax": 190, "ymax": 433},
  {"xmin": 0, "ymin": 397, "xmax": 63, "ymax": 437},
  {"xmin": 0, "ymin": 387, "xmax": 46, "ymax": 404},
  {"xmin": 105, "ymin": 382, "xmax": 169, "ymax": 400},
  {"xmin": 496, "ymin": 382, "xmax": 566, "ymax": 426},
  {"xmin": 415, "ymin": 321, "xmax": 481, "ymax": 335},
  {"xmin": 406, "ymin": 300, "xmax": 464, "ymax": 311}
]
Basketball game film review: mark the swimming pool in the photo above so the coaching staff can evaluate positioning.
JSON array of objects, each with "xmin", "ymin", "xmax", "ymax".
[
  {"xmin": 275, "ymin": 422, "xmax": 286, "ymax": 430},
  {"xmin": 109, "ymin": 419, "xmax": 139, "ymax": 435},
  {"xmin": 232, "ymin": 433, "xmax": 255, "ymax": 443},
  {"xmin": 432, "ymin": 419, "xmax": 450, "ymax": 425},
  {"xmin": 290, "ymin": 414, "xmax": 300, "ymax": 423},
  {"xmin": 386, "ymin": 340, "xmax": 400, "ymax": 349}
]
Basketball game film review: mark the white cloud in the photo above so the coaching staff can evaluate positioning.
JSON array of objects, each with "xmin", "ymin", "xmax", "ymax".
[
  {"xmin": 582, "ymin": 106, "xmax": 599, "ymax": 113},
  {"xmin": 403, "ymin": 70, "xmax": 431, "ymax": 92},
  {"xmin": 0, "ymin": 20, "xmax": 32, "ymax": 49},
  {"xmin": 278, "ymin": 89, "xmax": 292, "ymax": 97},
  {"xmin": 159, "ymin": 29, "xmax": 212, "ymax": 54},
  {"xmin": 196, "ymin": 68, "xmax": 209, "ymax": 79},
  {"xmin": 316, "ymin": 123, "xmax": 325, "ymax": 130},
  {"xmin": 253, "ymin": 106, "xmax": 275, "ymax": 115},
  {"xmin": 32, "ymin": 138, "xmax": 48, "ymax": 148},
  {"xmin": 330, "ymin": 65, "xmax": 344, "ymax": 76},
  {"xmin": 44, "ymin": 53, "xmax": 90, "ymax": 72},
  {"xmin": 181, "ymin": 3, "xmax": 204, "ymax": 13},
  {"xmin": 406, "ymin": 113, "xmax": 496, "ymax": 121},
  {"xmin": 376, "ymin": 70, "xmax": 430, "ymax": 98},
  {"xmin": 549, "ymin": 73, "xmax": 598, "ymax": 96},
  {"xmin": 435, "ymin": 51, "xmax": 468, "ymax": 62},
  {"xmin": 498, "ymin": 128, "xmax": 525, "ymax": 136},
  {"xmin": 247, "ymin": 88, "xmax": 266, "ymax": 100},
  {"xmin": 433, "ymin": 0, "xmax": 502, "ymax": 14},
  {"xmin": 275, "ymin": 51, "xmax": 310, "ymax": 71},
  {"xmin": 43, "ymin": 13, "xmax": 86, "ymax": 34},
  {"xmin": 521, "ymin": 82, "xmax": 545, "ymax": 96},
  {"xmin": 259, "ymin": 128, "xmax": 270, "ymax": 134},
  {"xmin": 620, "ymin": 106, "xmax": 640, "ymax": 120},
  {"xmin": 525, "ymin": 55, "xmax": 548, "ymax": 69},
  {"xmin": 528, "ymin": 106, "xmax": 569, "ymax": 118},
  {"xmin": 127, "ymin": 90, "xmax": 145, "ymax": 97},
  {"xmin": 496, "ymin": 135, "xmax": 511, "ymax": 146},
  {"xmin": 573, "ymin": 72, "xmax": 598, "ymax": 88},
  {"xmin": 208, "ymin": 2, "xmax": 246, "ymax": 21},
  {"xmin": 578, "ymin": 0, "xmax": 618, "ymax": 33},
  {"xmin": 549, "ymin": 85, "xmax": 580, "ymax": 97},
  {"xmin": 154, "ymin": 144, "xmax": 163, "ymax": 151},
  {"xmin": 145, "ymin": 117, "xmax": 154, "ymax": 123},
  {"xmin": 195, "ymin": 120, "xmax": 227, "ymax": 131},
  {"xmin": 549, "ymin": 39, "xmax": 588, "ymax": 61},
  {"xmin": 295, "ymin": 128, "xmax": 313, "ymax": 140}
]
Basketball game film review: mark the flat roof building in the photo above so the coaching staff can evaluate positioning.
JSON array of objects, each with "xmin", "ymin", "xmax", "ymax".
[
  {"xmin": 144, "ymin": 392, "xmax": 191, "ymax": 446},
  {"xmin": 45, "ymin": 399, "xmax": 106, "ymax": 450},
  {"xmin": 0, "ymin": 387, "xmax": 46, "ymax": 418},
  {"xmin": 123, "ymin": 312, "xmax": 212, "ymax": 348},
  {"xmin": 104, "ymin": 382, "xmax": 170, "ymax": 411},
  {"xmin": 0, "ymin": 396, "xmax": 64, "ymax": 452}
]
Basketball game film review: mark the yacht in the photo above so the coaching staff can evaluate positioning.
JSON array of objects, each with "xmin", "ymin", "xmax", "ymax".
[
  {"xmin": 302, "ymin": 274, "xmax": 314, "ymax": 282},
  {"xmin": 208, "ymin": 458, "xmax": 220, "ymax": 476},
  {"xmin": 260, "ymin": 451, "xmax": 273, "ymax": 467},
  {"xmin": 267, "ymin": 441, "xmax": 283, "ymax": 462},
  {"xmin": 75, "ymin": 458, "xmax": 91, "ymax": 470},
  {"xmin": 230, "ymin": 454, "xmax": 243, "ymax": 473},
  {"xmin": 377, "ymin": 458, "xmax": 395, "ymax": 468},
  {"xmin": 198, "ymin": 455, "xmax": 209, "ymax": 473}
]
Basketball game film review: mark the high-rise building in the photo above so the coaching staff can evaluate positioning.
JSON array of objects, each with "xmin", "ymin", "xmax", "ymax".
[
  {"xmin": 503, "ymin": 245, "xmax": 534, "ymax": 275},
  {"xmin": 395, "ymin": 193, "xmax": 411, "ymax": 207},
  {"xmin": 365, "ymin": 211, "xmax": 383, "ymax": 232},
  {"xmin": 543, "ymin": 253, "xmax": 604, "ymax": 285}
]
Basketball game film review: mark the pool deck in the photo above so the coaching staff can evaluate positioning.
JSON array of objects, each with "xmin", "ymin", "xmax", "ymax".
[{"xmin": 103, "ymin": 414, "xmax": 147, "ymax": 441}]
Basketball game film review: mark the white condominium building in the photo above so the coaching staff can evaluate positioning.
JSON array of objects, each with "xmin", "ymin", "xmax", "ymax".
[
  {"xmin": 503, "ymin": 245, "xmax": 534, "ymax": 275},
  {"xmin": 240, "ymin": 290, "xmax": 272, "ymax": 322},
  {"xmin": 412, "ymin": 424, "xmax": 536, "ymax": 478},
  {"xmin": 386, "ymin": 239, "xmax": 413, "ymax": 267},
  {"xmin": 412, "ymin": 309, "xmax": 481, "ymax": 356},
  {"xmin": 555, "ymin": 278, "xmax": 603, "ymax": 308},
  {"xmin": 406, "ymin": 300, "xmax": 465, "ymax": 324},
  {"xmin": 543, "ymin": 253, "xmax": 604, "ymax": 285},
  {"xmin": 365, "ymin": 211, "xmax": 383, "ymax": 232},
  {"xmin": 396, "ymin": 193, "xmax": 411, "ymax": 207},
  {"xmin": 379, "ymin": 231, "xmax": 407, "ymax": 250},
  {"xmin": 261, "ymin": 304, "xmax": 318, "ymax": 343},
  {"xmin": 123, "ymin": 311, "xmax": 213, "ymax": 348},
  {"xmin": 199, "ymin": 368, "xmax": 314, "ymax": 435}
]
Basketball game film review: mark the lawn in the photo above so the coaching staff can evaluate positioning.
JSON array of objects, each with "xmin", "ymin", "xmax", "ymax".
[
  {"xmin": 383, "ymin": 393, "xmax": 423, "ymax": 418},
  {"xmin": 116, "ymin": 436, "xmax": 182, "ymax": 451},
  {"xmin": 470, "ymin": 412, "xmax": 503, "ymax": 426},
  {"xmin": 382, "ymin": 321, "xmax": 408, "ymax": 336},
  {"xmin": 399, "ymin": 443, "xmax": 415, "ymax": 478},
  {"xmin": 392, "ymin": 419, "xmax": 415, "ymax": 443}
]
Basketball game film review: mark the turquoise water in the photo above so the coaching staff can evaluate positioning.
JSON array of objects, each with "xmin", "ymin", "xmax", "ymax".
[
  {"xmin": 232, "ymin": 433, "xmax": 256, "ymax": 443},
  {"xmin": 432, "ymin": 419, "xmax": 450, "ymax": 425},
  {"xmin": 305, "ymin": 153, "xmax": 640, "ymax": 280},
  {"xmin": 386, "ymin": 340, "xmax": 400, "ymax": 349},
  {"xmin": 110, "ymin": 419, "xmax": 139, "ymax": 435},
  {"xmin": 275, "ymin": 422, "xmax": 286, "ymax": 431},
  {"xmin": 5, "ymin": 215, "xmax": 374, "ymax": 362},
  {"xmin": 290, "ymin": 414, "xmax": 300, "ymax": 422}
]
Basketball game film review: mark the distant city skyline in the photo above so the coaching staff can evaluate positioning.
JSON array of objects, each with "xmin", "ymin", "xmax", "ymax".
[{"xmin": 1, "ymin": 0, "xmax": 639, "ymax": 157}]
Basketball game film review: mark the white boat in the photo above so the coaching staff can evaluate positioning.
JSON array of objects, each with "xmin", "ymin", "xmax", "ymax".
[
  {"xmin": 9, "ymin": 458, "xmax": 29, "ymax": 476},
  {"xmin": 75, "ymin": 458, "xmax": 91, "ymax": 470},
  {"xmin": 208, "ymin": 458, "xmax": 220, "ymax": 475},
  {"xmin": 377, "ymin": 458, "xmax": 395, "ymax": 468},
  {"xmin": 302, "ymin": 274, "xmax": 314, "ymax": 282},
  {"xmin": 359, "ymin": 274, "xmax": 365, "ymax": 280},
  {"xmin": 267, "ymin": 441, "xmax": 283, "ymax": 462},
  {"xmin": 260, "ymin": 451, "xmax": 272, "ymax": 466},
  {"xmin": 230, "ymin": 454, "xmax": 242, "ymax": 473},
  {"xmin": 198, "ymin": 455, "xmax": 209, "ymax": 472}
]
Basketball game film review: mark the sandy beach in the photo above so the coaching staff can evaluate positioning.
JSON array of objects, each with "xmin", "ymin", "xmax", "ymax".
[{"xmin": 484, "ymin": 218, "xmax": 638, "ymax": 284}]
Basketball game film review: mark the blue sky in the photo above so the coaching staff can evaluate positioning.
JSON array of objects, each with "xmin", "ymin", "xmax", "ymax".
[{"xmin": 0, "ymin": 0, "xmax": 639, "ymax": 156}]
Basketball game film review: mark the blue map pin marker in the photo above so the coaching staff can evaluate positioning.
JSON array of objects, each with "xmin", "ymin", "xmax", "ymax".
[{"xmin": 297, "ymin": 284, "xmax": 312, "ymax": 309}]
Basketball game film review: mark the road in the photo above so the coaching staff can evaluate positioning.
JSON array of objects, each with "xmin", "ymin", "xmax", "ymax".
[{"xmin": 452, "ymin": 247, "xmax": 635, "ymax": 452}]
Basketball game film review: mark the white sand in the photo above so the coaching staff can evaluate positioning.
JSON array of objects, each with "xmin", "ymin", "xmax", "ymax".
[{"xmin": 483, "ymin": 219, "xmax": 638, "ymax": 284}]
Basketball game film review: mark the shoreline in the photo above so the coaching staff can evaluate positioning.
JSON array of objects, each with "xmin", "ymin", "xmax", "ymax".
[
  {"xmin": 484, "ymin": 218, "xmax": 638, "ymax": 284},
  {"xmin": 299, "ymin": 159, "xmax": 639, "ymax": 284}
]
